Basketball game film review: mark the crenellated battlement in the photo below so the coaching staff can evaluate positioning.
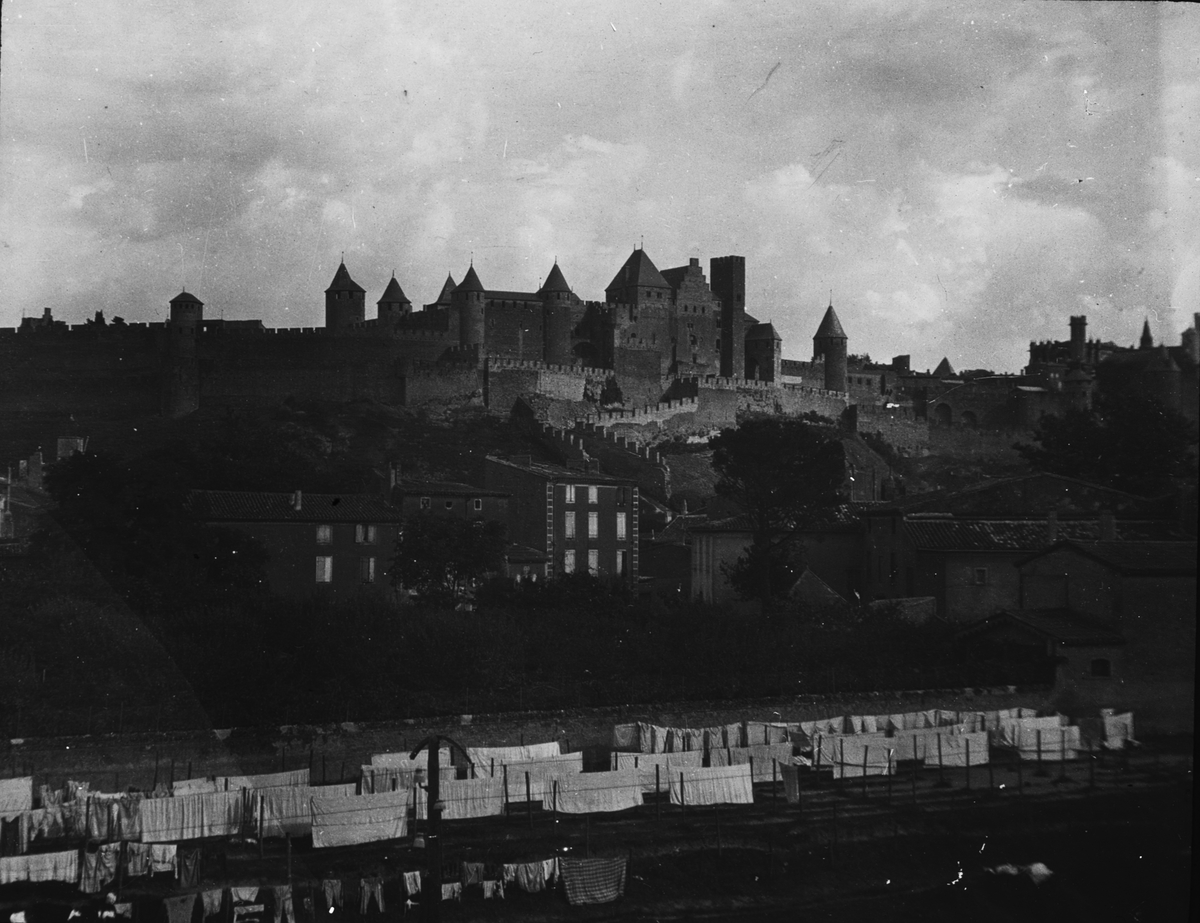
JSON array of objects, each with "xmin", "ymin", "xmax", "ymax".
[{"xmin": 486, "ymin": 357, "xmax": 586, "ymax": 374}]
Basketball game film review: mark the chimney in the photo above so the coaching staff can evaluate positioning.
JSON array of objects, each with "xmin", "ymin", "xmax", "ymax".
[
  {"xmin": 1046, "ymin": 510, "xmax": 1058, "ymax": 544},
  {"xmin": 1099, "ymin": 510, "xmax": 1116, "ymax": 541},
  {"xmin": 680, "ymin": 499, "xmax": 689, "ymax": 515},
  {"xmin": 389, "ymin": 462, "xmax": 400, "ymax": 490},
  {"xmin": 292, "ymin": 490, "xmax": 302, "ymax": 512}
]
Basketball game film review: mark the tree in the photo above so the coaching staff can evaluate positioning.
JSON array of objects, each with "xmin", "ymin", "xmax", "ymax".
[
  {"xmin": 710, "ymin": 418, "xmax": 846, "ymax": 604},
  {"xmin": 390, "ymin": 513, "xmax": 507, "ymax": 607},
  {"xmin": 1015, "ymin": 390, "xmax": 1196, "ymax": 496}
]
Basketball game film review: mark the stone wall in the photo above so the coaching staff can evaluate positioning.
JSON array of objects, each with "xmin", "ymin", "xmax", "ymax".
[{"xmin": 927, "ymin": 423, "xmax": 1031, "ymax": 462}]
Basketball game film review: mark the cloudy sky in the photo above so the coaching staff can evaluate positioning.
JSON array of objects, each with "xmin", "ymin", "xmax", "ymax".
[{"xmin": 1, "ymin": 0, "xmax": 1197, "ymax": 372}]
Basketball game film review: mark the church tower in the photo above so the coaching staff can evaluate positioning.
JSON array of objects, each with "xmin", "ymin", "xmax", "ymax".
[{"xmin": 813, "ymin": 303, "xmax": 848, "ymax": 392}]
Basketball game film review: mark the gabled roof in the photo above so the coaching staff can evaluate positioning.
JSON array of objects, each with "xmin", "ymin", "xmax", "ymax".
[
  {"xmin": 171, "ymin": 291, "xmax": 203, "ymax": 305},
  {"xmin": 933, "ymin": 356, "xmax": 956, "ymax": 378},
  {"xmin": 378, "ymin": 276, "xmax": 411, "ymax": 305},
  {"xmin": 455, "ymin": 264, "xmax": 484, "ymax": 294},
  {"xmin": 814, "ymin": 305, "xmax": 847, "ymax": 339},
  {"xmin": 1016, "ymin": 540, "xmax": 1197, "ymax": 575},
  {"xmin": 539, "ymin": 262, "xmax": 571, "ymax": 294},
  {"xmin": 651, "ymin": 512, "xmax": 708, "ymax": 545},
  {"xmin": 605, "ymin": 249, "xmax": 671, "ymax": 293},
  {"xmin": 786, "ymin": 568, "xmax": 849, "ymax": 608},
  {"xmin": 869, "ymin": 472, "xmax": 1157, "ymax": 517},
  {"xmin": 325, "ymin": 262, "xmax": 366, "ymax": 294},
  {"xmin": 187, "ymin": 490, "xmax": 403, "ymax": 523},
  {"xmin": 745, "ymin": 322, "xmax": 780, "ymax": 341},
  {"xmin": 962, "ymin": 608, "xmax": 1125, "ymax": 646}
]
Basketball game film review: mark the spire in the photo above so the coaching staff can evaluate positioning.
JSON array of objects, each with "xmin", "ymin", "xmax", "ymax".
[
  {"xmin": 814, "ymin": 304, "xmax": 847, "ymax": 339},
  {"xmin": 455, "ymin": 264, "xmax": 484, "ymax": 293},
  {"xmin": 933, "ymin": 356, "xmax": 956, "ymax": 378},
  {"xmin": 377, "ymin": 275, "xmax": 410, "ymax": 305},
  {"xmin": 433, "ymin": 273, "xmax": 457, "ymax": 305},
  {"xmin": 539, "ymin": 261, "xmax": 571, "ymax": 294},
  {"xmin": 605, "ymin": 248, "xmax": 670, "ymax": 294},
  {"xmin": 1140, "ymin": 317, "xmax": 1153, "ymax": 349},
  {"xmin": 325, "ymin": 261, "xmax": 365, "ymax": 294}
]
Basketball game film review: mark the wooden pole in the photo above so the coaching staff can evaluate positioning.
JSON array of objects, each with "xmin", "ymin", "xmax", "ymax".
[
  {"xmin": 838, "ymin": 739, "xmax": 845, "ymax": 790},
  {"xmin": 936, "ymin": 734, "xmax": 946, "ymax": 787},
  {"xmin": 526, "ymin": 772, "xmax": 532, "ymax": 829},
  {"xmin": 322, "ymin": 754, "xmax": 326, "ymax": 785},
  {"xmin": 1058, "ymin": 729, "xmax": 1068, "ymax": 783},
  {"xmin": 187, "ymin": 761, "xmax": 192, "ymax": 781},
  {"xmin": 504, "ymin": 765, "xmax": 509, "ymax": 813},
  {"xmin": 152, "ymin": 750, "xmax": 160, "ymax": 791},
  {"xmin": 286, "ymin": 834, "xmax": 292, "ymax": 882},
  {"xmin": 965, "ymin": 739, "xmax": 971, "ymax": 790},
  {"xmin": 1035, "ymin": 730, "xmax": 1045, "ymax": 776},
  {"xmin": 553, "ymin": 779, "xmax": 558, "ymax": 822},
  {"xmin": 1017, "ymin": 755, "xmax": 1024, "ymax": 797},
  {"xmin": 773, "ymin": 758, "xmax": 778, "ymax": 808},
  {"xmin": 861, "ymin": 746, "xmax": 869, "ymax": 798},
  {"xmin": 656, "ymin": 764, "xmax": 661, "ymax": 822}
]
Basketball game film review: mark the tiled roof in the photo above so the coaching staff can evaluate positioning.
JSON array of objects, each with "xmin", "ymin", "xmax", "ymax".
[
  {"xmin": 651, "ymin": 512, "xmax": 707, "ymax": 545},
  {"xmin": 433, "ymin": 274, "xmax": 457, "ymax": 304},
  {"xmin": 605, "ymin": 249, "xmax": 671, "ymax": 292},
  {"xmin": 690, "ymin": 504, "xmax": 863, "ymax": 534},
  {"xmin": 933, "ymin": 356, "xmax": 956, "ymax": 378},
  {"xmin": 394, "ymin": 480, "xmax": 509, "ymax": 498},
  {"xmin": 906, "ymin": 518, "xmax": 1183, "ymax": 553},
  {"xmin": 745, "ymin": 322, "xmax": 780, "ymax": 341},
  {"xmin": 378, "ymin": 276, "xmax": 410, "ymax": 304},
  {"xmin": 455, "ymin": 265, "xmax": 484, "ymax": 293},
  {"xmin": 964, "ymin": 609, "xmax": 1125, "ymax": 647},
  {"xmin": 485, "ymin": 455, "xmax": 633, "ymax": 485},
  {"xmin": 188, "ymin": 490, "xmax": 403, "ymax": 523},
  {"xmin": 171, "ymin": 291, "xmax": 203, "ymax": 305},
  {"xmin": 813, "ymin": 305, "xmax": 846, "ymax": 339},
  {"xmin": 325, "ymin": 262, "xmax": 365, "ymax": 294},
  {"xmin": 1019, "ymin": 540, "xmax": 1197, "ymax": 575},
  {"xmin": 539, "ymin": 262, "xmax": 571, "ymax": 293}
]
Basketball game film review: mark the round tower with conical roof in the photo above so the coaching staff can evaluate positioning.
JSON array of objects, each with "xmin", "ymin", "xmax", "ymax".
[
  {"xmin": 453, "ymin": 264, "xmax": 486, "ymax": 351},
  {"xmin": 376, "ymin": 274, "xmax": 412, "ymax": 329},
  {"xmin": 325, "ymin": 261, "xmax": 366, "ymax": 333},
  {"xmin": 812, "ymin": 303, "xmax": 848, "ymax": 392},
  {"xmin": 163, "ymin": 290, "xmax": 203, "ymax": 417},
  {"xmin": 540, "ymin": 260, "xmax": 574, "ymax": 365}
]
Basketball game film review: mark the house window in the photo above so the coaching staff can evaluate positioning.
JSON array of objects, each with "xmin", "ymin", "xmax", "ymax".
[
  {"xmin": 563, "ymin": 549, "xmax": 576, "ymax": 574},
  {"xmin": 588, "ymin": 511, "xmax": 599, "ymax": 539},
  {"xmin": 445, "ymin": 500, "xmax": 454, "ymax": 510},
  {"xmin": 315, "ymin": 556, "xmax": 333, "ymax": 583},
  {"xmin": 564, "ymin": 484, "xmax": 576, "ymax": 504},
  {"xmin": 617, "ymin": 488, "xmax": 626, "ymax": 506},
  {"xmin": 473, "ymin": 498, "xmax": 483, "ymax": 512},
  {"xmin": 355, "ymin": 524, "xmax": 377, "ymax": 544},
  {"xmin": 587, "ymin": 486, "xmax": 598, "ymax": 504},
  {"xmin": 587, "ymin": 549, "xmax": 599, "ymax": 575},
  {"xmin": 360, "ymin": 556, "xmax": 376, "ymax": 583},
  {"xmin": 1090, "ymin": 658, "xmax": 1111, "ymax": 678},
  {"xmin": 616, "ymin": 549, "xmax": 627, "ymax": 575},
  {"xmin": 973, "ymin": 567, "xmax": 988, "ymax": 586},
  {"xmin": 565, "ymin": 511, "xmax": 576, "ymax": 539},
  {"xmin": 616, "ymin": 511, "xmax": 627, "ymax": 541},
  {"xmin": 316, "ymin": 524, "xmax": 332, "ymax": 545},
  {"xmin": 420, "ymin": 497, "xmax": 431, "ymax": 510}
]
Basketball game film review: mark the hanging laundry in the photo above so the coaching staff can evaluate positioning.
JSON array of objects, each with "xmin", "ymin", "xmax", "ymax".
[
  {"xmin": 614, "ymin": 751, "xmax": 702, "ymax": 792},
  {"xmin": 178, "ymin": 847, "xmax": 202, "ymax": 888},
  {"xmin": 460, "ymin": 863, "xmax": 485, "ymax": 887},
  {"xmin": 729, "ymin": 744, "xmax": 795, "ymax": 782},
  {"xmin": 930, "ymin": 731, "xmax": 989, "ymax": 767},
  {"xmin": 163, "ymin": 894, "xmax": 196, "ymax": 923},
  {"xmin": 545, "ymin": 770, "xmax": 642, "ymax": 814},
  {"xmin": 415, "ymin": 777, "xmax": 504, "ymax": 821},
  {"xmin": 1103, "ymin": 712, "xmax": 1135, "ymax": 750},
  {"xmin": 1015, "ymin": 724, "xmax": 1081, "ymax": 762},
  {"xmin": 482, "ymin": 880, "xmax": 504, "ymax": 900},
  {"xmin": 271, "ymin": 888, "xmax": 293, "ymax": 923},
  {"xmin": 141, "ymin": 791, "xmax": 244, "ymax": 842},
  {"xmin": 0, "ymin": 850, "xmax": 79, "ymax": 885},
  {"xmin": 507, "ymin": 862, "xmax": 545, "ymax": 892},
  {"xmin": 79, "ymin": 843, "xmax": 121, "ymax": 893},
  {"xmin": 440, "ymin": 883, "xmax": 462, "ymax": 902},
  {"xmin": 358, "ymin": 879, "xmax": 383, "ymax": 914},
  {"xmin": 467, "ymin": 742, "xmax": 561, "ymax": 770},
  {"xmin": 219, "ymin": 770, "xmax": 309, "ymax": 791},
  {"xmin": 542, "ymin": 857, "xmax": 558, "ymax": 885},
  {"xmin": 830, "ymin": 738, "xmax": 895, "ymax": 779},
  {"xmin": 668, "ymin": 764, "xmax": 754, "ymax": 806},
  {"xmin": 610, "ymin": 724, "xmax": 637, "ymax": 750},
  {"xmin": 321, "ymin": 880, "xmax": 342, "ymax": 910},
  {"xmin": 149, "ymin": 844, "xmax": 177, "ymax": 876},
  {"xmin": 201, "ymin": 891, "xmax": 224, "ymax": 918},
  {"xmin": 173, "ymin": 778, "xmax": 220, "ymax": 795},
  {"xmin": 113, "ymin": 906, "xmax": 132, "ymax": 919},
  {"xmin": 124, "ymin": 843, "xmax": 152, "ymax": 878},
  {"xmin": 231, "ymin": 887, "xmax": 260, "ymax": 903},
  {"xmin": 560, "ymin": 858, "xmax": 627, "ymax": 905},
  {"xmin": 310, "ymin": 790, "xmax": 408, "ymax": 848},
  {"xmin": 371, "ymin": 749, "xmax": 449, "ymax": 768},
  {"xmin": 401, "ymin": 871, "xmax": 421, "ymax": 896},
  {"xmin": 636, "ymin": 722, "xmax": 654, "ymax": 754},
  {"xmin": 497, "ymin": 754, "xmax": 583, "ymax": 802}
]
